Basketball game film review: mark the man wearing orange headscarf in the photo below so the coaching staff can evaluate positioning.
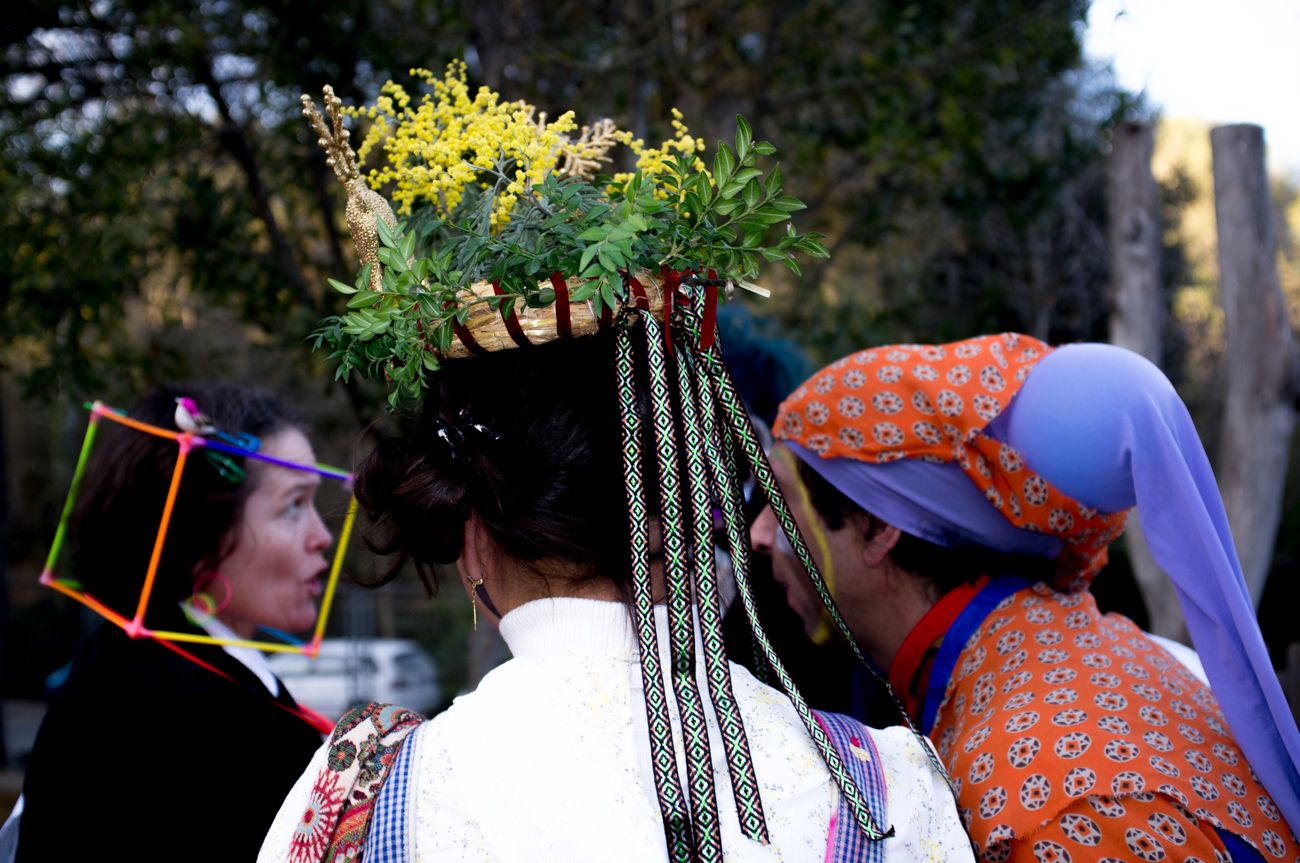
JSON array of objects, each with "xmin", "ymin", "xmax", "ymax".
[{"xmin": 753, "ymin": 333, "xmax": 1300, "ymax": 862}]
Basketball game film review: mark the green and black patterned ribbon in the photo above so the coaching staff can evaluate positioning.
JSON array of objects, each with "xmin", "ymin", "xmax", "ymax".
[
  {"xmin": 642, "ymin": 312, "xmax": 724, "ymax": 860},
  {"xmin": 611, "ymin": 279, "xmax": 960, "ymax": 860},
  {"xmin": 676, "ymin": 292, "xmax": 894, "ymax": 841},
  {"xmin": 679, "ymin": 287, "xmax": 955, "ymax": 800},
  {"xmin": 615, "ymin": 319, "xmax": 695, "ymax": 862},
  {"xmin": 670, "ymin": 321, "xmax": 771, "ymax": 846}
]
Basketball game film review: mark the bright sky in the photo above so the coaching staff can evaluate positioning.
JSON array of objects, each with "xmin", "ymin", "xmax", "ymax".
[{"xmin": 1085, "ymin": 0, "xmax": 1300, "ymax": 176}]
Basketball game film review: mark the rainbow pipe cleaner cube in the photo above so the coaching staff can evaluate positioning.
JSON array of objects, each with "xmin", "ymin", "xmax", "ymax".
[{"xmin": 40, "ymin": 400, "xmax": 356, "ymax": 657}]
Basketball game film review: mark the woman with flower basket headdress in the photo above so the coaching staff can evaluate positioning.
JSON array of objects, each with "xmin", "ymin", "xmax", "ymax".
[{"xmin": 259, "ymin": 65, "xmax": 973, "ymax": 863}]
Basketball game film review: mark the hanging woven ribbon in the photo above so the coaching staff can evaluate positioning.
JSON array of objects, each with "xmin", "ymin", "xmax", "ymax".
[
  {"xmin": 670, "ymin": 320, "xmax": 770, "ymax": 846},
  {"xmin": 674, "ymin": 288, "xmax": 896, "ymax": 842},
  {"xmin": 642, "ymin": 310, "xmax": 724, "ymax": 860},
  {"xmin": 614, "ymin": 315, "xmax": 696, "ymax": 863}
]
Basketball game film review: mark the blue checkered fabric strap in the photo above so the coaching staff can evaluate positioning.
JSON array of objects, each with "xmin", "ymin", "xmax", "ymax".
[
  {"xmin": 813, "ymin": 710, "xmax": 890, "ymax": 863},
  {"xmin": 361, "ymin": 724, "xmax": 421, "ymax": 863}
]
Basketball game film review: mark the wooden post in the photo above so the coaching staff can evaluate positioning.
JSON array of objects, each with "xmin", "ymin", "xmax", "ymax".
[
  {"xmin": 1211, "ymin": 123, "xmax": 1298, "ymax": 604},
  {"xmin": 1109, "ymin": 122, "xmax": 1164, "ymax": 357},
  {"xmin": 1107, "ymin": 121, "xmax": 1185, "ymax": 639}
]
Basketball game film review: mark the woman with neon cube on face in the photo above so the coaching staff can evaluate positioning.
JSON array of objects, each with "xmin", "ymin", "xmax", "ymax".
[{"xmin": 17, "ymin": 384, "xmax": 335, "ymax": 863}]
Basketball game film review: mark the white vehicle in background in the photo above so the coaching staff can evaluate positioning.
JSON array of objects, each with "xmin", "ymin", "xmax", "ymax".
[{"xmin": 268, "ymin": 638, "xmax": 442, "ymax": 723}]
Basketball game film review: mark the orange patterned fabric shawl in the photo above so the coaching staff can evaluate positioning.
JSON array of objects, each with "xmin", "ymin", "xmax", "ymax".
[
  {"xmin": 772, "ymin": 333, "xmax": 1127, "ymax": 590},
  {"xmin": 932, "ymin": 582, "xmax": 1299, "ymax": 861}
]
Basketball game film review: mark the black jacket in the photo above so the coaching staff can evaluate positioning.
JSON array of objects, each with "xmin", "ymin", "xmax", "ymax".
[{"xmin": 16, "ymin": 613, "xmax": 323, "ymax": 862}]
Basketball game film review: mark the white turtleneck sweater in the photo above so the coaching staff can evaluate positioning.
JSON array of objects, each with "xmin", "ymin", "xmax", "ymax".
[{"xmin": 260, "ymin": 597, "xmax": 971, "ymax": 862}]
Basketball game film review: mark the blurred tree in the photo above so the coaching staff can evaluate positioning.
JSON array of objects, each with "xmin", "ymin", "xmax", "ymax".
[
  {"xmin": 1, "ymin": 0, "xmax": 1134, "ymax": 396},
  {"xmin": 0, "ymin": 0, "xmax": 464, "ymax": 411}
]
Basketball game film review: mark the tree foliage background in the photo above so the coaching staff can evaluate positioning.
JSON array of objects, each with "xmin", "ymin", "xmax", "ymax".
[
  {"xmin": 1, "ymin": 0, "xmax": 1129, "ymax": 399},
  {"xmin": 2, "ymin": 0, "xmax": 1294, "ymax": 702}
]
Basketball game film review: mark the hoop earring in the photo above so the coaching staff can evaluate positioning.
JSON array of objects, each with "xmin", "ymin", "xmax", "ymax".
[{"xmin": 184, "ymin": 572, "xmax": 232, "ymax": 627}]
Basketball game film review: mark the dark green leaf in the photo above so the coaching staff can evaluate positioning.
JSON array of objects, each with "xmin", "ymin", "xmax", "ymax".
[
  {"xmin": 684, "ymin": 192, "xmax": 704, "ymax": 219},
  {"xmin": 754, "ymin": 206, "xmax": 791, "ymax": 225},
  {"xmin": 773, "ymin": 194, "xmax": 807, "ymax": 212},
  {"xmin": 377, "ymin": 247, "xmax": 408, "ymax": 273},
  {"xmin": 356, "ymin": 264, "xmax": 373, "ymax": 290},
  {"xmin": 375, "ymin": 216, "xmax": 398, "ymax": 249},
  {"xmin": 715, "ymin": 144, "xmax": 736, "ymax": 184},
  {"xmin": 765, "ymin": 164, "xmax": 782, "ymax": 198},
  {"xmin": 795, "ymin": 237, "xmax": 831, "ymax": 258},
  {"xmin": 712, "ymin": 148, "xmax": 730, "ymax": 187},
  {"xmin": 735, "ymin": 115, "xmax": 753, "ymax": 161},
  {"xmin": 598, "ymin": 245, "xmax": 624, "ymax": 269}
]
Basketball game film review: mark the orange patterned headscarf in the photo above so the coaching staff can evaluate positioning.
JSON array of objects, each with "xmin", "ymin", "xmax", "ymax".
[{"xmin": 773, "ymin": 333, "xmax": 1127, "ymax": 589}]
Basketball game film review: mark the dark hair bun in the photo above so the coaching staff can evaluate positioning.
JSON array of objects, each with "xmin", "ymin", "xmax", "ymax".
[
  {"xmin": 353, "ymin": 331, "xmax": 635, "ymax": 595},
  {"xmin": 354, "ymin": 435, "xmax": 471, "ymax": 584}
]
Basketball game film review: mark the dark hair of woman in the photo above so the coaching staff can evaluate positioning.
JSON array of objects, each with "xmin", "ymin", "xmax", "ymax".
[
  {"xmin": 69, "ymin": 383, "xmax": 298, "ymax": 618},
  {"xmin": 796, "ymin": 457, "xmax": 1054, "ymax": 597},
  {"xmin": 354, "ymin": 330, "xmax": 646, "ymax": 598}
]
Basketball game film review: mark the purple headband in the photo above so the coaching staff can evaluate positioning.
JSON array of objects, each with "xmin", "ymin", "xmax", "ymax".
[{"xmin": 791, "ymin": 342, "xmax": 1300, "ymax": 832}]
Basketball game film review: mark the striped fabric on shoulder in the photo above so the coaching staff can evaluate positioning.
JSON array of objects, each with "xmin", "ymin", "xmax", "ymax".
[
  {"xmin": 814, "ymin": 710, "xmax": 889, "ymax": 863},
  {"xmin": 362, "ymin": 722, "xmax": 421, "ymax": 863}
]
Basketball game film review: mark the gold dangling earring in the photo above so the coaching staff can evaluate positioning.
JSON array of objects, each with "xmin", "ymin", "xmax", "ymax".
[{"xmin": 468, "ymin": 575, "xmax": 484, "ymax": 631}]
